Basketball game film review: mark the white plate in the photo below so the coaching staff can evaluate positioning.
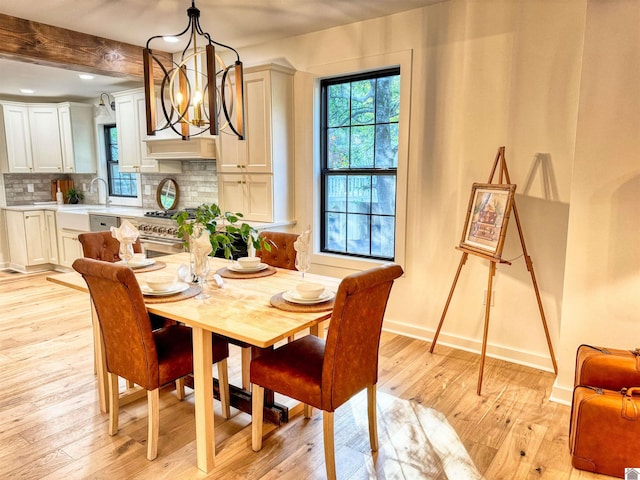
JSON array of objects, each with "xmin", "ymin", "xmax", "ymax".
[
  {"xmin": 121, "ymin": 258, "xmax": 156, "ymax": 268},
  {"xmin": 282, "ymin": 289, "xmax": 335, "ymax": 305},
  {"xmin": 141, "ymin": 282, "xmax": 189, "ymax": 296},
  {"xmin": 227, "ymin": 262, "xmax": 269, "ymax": 273}
]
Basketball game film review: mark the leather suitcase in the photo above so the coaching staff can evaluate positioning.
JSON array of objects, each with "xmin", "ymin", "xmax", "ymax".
[
  {"xmin": 569, "ymin": 385, "xmax": 640, "ymax": 478},
  {"xmin": 574, "ymin": 344, "xmax": 640, "ymax": 391}
]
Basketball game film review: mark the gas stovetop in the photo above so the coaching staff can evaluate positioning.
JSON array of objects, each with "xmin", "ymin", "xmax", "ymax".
[{"xmin": 143, "ymin": 208, "xmax": 197, "ymax": 219}]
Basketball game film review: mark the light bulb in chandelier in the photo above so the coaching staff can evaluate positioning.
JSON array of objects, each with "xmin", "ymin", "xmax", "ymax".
[{"xmin": 142, "ymin": 0, "xmax": 245, "ymax": 141}]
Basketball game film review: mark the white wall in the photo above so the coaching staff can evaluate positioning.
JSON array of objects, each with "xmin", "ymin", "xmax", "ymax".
[{"xmin": 239, "ymin": 0, "xmax": 638, "ymax": 403}]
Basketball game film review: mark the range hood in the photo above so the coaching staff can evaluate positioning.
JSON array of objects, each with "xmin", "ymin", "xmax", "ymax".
[{"xmin": 144, "ymin": 136, "xmax": 217, "ymax": 160}]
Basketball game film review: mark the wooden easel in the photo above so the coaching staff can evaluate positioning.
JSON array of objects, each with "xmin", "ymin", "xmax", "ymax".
[{"xmin": 429, "ymin": 146, "xmax": 558, "ymax": 394}]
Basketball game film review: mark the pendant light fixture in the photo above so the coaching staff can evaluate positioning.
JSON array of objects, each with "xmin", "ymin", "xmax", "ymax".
[{"xmin": 143, "ymin": 0, "xmax": 245, "ymax": 141}]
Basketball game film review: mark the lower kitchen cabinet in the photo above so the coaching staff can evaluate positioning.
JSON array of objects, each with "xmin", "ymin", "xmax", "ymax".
[
  {"xmin": 57, "ymin": 228, "xmax": 85, "ymax": 269},
  {"xmin": 5, "ymin": 209, "xmax": 58, "ymax": 272}
]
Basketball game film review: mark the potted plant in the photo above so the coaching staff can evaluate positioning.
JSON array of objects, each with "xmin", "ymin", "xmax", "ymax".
[
  {"xmin": 172, "ymin": 203, "xmax": 270, "ymax": 260},
  {"xmin": 66, "ymin": 187, "xmax": 84, "ymax": 204}
]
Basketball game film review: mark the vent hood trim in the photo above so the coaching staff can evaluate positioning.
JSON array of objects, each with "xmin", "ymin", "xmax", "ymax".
[{"xmin": 144, "ymin": 136, "xmax": 217, "ymax": 160}]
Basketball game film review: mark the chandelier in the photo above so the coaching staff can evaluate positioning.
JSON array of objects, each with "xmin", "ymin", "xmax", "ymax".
[{"xmin": 142, "ymin": 0, "xmax": 245, "ymax": 141}]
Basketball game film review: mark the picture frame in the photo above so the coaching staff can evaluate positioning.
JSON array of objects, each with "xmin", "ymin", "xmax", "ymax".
[{"xmin": 459, "ymin": 183, "xmax": 516, "ymax": 260}]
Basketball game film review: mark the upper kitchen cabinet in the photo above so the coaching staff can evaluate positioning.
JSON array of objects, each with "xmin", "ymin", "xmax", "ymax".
[
  {"xmin": 217, "ymin": 64, "xmax": 295, "ymax": 174},
  {"xmin": 0, "ymin": 101, "xmax": 96, "ymax": 174},
  {"xmin": 0, "ymin": 102, "xmax": 32, "ymax": 173},
  {"xmin": 113, "ymin": 88, "xmax": 180, "ymax": 174},
  {"xmin": 28, "ymin": 105, "xmax": 64, "ymax": 173},
  {"xmin": 58, "ymin": 103, "xmax": 97, "ymax": 174},
  {"xmin": 217, "ymin": 64, "xmax": 295, "ymax": 223}
]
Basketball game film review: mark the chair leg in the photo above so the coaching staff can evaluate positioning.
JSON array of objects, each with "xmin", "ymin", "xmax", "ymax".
[
  {"xmin": 107, "ymin": 373, "xmax": 119, "ymax": 436},
  {"xmin": 251, "ymin": 384, "xmax": 265, "ymax": 451},
  {"xmin": 147, "ymin": 388, "xmax": 160, "ymax": 461},
  {"xmin": 126, "ymin": 379, "xmax": 135, "ymax": 389},
  {"xmin": 175, "ymin": 377, "xmax": 186, "ymax": 401},
  {"xmin": 367, "ymin": 384, "xmax": 379, "ymax": 452},
  {"xmin": 217, "ymin": 358, "xmax": 231, "ymax": 419},
  {"xmin": 323, "ymin": 411, "xmax": 337, "ymax": 480}
]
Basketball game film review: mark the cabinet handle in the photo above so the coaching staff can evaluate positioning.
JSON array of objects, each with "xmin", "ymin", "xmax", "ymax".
[{"xmin": 236, "ymin": 164, "xmax": 242, "ymax": 168}]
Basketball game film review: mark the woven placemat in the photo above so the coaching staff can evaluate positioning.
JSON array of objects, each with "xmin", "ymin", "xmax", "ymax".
[
  {"xmin": 131, "ymin": 261, "xmax": 167, "ymax": 273},
  {"xmin": 216, "ymin": 266, "xmax": 277, "ymax": 279},
  {"xmin": 270, "ymin": 292, "xmax": 334, "ymax": 313},
  {"xmin": 143, "ymin": 284, "xmax": 201, "ymax": 304}
]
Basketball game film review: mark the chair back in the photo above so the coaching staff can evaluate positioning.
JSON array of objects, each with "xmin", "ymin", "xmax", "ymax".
[
  {"xmin": 72, "ymin": 257, "xmax": 160, "ymax": 390},
  {"xmin": 256, "ymin": 231, "xmax": 298, "ymax": 270},
  {"xmin": 78, "ymin": 231, "xmax": 142, "ymax": 262},
  {"xmin": 321, "ymin": 263, "xmax": 403, "ymax": 411}
]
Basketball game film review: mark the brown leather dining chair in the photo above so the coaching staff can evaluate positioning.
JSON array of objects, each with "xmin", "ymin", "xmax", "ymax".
[
  {"xmin": 250, "ymin": 263, "xmax": 404, "ymax": 480},
  {"xmin": 72, "ymin": 257, "xmax": 231, "ymax": 461},
  {"xmin": 78, "ymin": 231, "xmax": 172, "ymax": 331},
  {"xmin": 78, "ymin": 230, "xmax": 143, "ymax": 262},
  {"xmin": 256, "ymin": 231, "xmax": 298, "ymax": 270}
]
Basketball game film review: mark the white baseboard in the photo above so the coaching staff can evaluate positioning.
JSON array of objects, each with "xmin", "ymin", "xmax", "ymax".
[
  {"xmin": 383, "ymin": 317, "xmax": 557, "ymax": 374},
  {"xmin": 549, "ymin": 383, "xmax": 573, "ymax": 406}
]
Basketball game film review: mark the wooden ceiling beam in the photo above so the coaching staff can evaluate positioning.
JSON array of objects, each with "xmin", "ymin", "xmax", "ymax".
[{"xmin": 0, "ymin": 13, "xmax": 172, "ymax": 80}]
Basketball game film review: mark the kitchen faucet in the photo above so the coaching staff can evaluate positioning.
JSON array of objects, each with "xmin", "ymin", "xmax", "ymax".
[{"xmin": 90, "ymin": 177, "xmax": 111, "ymax": 207}]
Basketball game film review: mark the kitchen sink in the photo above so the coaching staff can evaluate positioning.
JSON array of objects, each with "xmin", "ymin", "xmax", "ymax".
[{"xmin": 56, "ymin": 208, "xmax": 104, "ymax": 231}]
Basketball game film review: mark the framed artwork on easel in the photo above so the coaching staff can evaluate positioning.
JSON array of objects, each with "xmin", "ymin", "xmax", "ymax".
[{"xmin": 460, "ymin": 182, "xmax": 516, "ymax": 260}]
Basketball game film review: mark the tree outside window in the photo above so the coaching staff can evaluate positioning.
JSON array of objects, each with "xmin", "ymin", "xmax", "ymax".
[{"xmin": 321, "ymin": 68, "xmax": 400, "ymax": 260}]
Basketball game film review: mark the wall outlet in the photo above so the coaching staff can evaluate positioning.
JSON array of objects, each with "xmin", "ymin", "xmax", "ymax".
[
  {"xmin": 144, "ymin": 184, "xmax": 151, "ymax": 195},
  {"xmin": 82, "ymin": 183, "xmax": 87, "ymax": 191},
  {"xmin": 27, "ymin": 183, "xmax": 34, "ymax": 193},
  {"xmin": 483, "ymin": 290, "xmax": 495, "ymax": 306}
]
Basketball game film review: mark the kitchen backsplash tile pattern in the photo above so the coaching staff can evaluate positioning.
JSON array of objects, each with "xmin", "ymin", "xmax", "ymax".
[{"xmin": 2, "ymin": 160, "xmax": 218, "ymax": 209}]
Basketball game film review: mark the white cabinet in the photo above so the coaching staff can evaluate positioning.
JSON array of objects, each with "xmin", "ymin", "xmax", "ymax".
[
  {"xmin": 57, "ymin": 228, "xmax": 84, "ymax": 269},
  {"xmin": 113, "ymin": 88, "xmax": 180, "ymax": 174},
  {"xmin": 0, "ymin": 101, "xmax": 96, "ymax": 174},
  {"xmin": 28, "ymin": 106, "xmax": 63, "ymax": 173},
  {"xmin": 58, "ymin": 103, "xmax": 96, "ymax": 174},
  {"xmin": 217, "ymin": 64, "xmax": 294, "ymax": 223},
  {"xmin": 0, "ymin": 103, "xmax": 33, "ymax": 173},
  {"xmin": 5, "ymin": 209, "xmax": 57, "ymax": 272},
  {"xmin": 219, "ymin": 173, "xmax": 274, "ymax": 223},
  {"xmin": 45, "ymin": 210, "xmax": 59, "ymax": 264}
]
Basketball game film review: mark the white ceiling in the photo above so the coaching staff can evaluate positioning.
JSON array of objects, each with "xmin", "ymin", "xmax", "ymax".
[{"xmin": 0, "ymin": 0, "xmax": 440, "ymax": 102}]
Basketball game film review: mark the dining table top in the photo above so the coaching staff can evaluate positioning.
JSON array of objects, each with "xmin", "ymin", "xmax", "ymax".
[{"xmin": 47, "ymin": 252, "xmax": 341, "ymax": 349}]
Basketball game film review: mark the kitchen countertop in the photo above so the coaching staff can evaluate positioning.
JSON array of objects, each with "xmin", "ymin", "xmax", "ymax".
[
  {"xmin": 3, "ymin": 203, "xmax": 148, "ymax": 218},
  {"xmin": 3, "ymin": 204, "xmax": 297, "ymax": 231}
]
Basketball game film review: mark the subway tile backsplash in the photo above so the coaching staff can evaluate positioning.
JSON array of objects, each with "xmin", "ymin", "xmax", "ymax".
[{"xmin": 2, "ymin": 160, "xmax": 218, "ymax": 209}]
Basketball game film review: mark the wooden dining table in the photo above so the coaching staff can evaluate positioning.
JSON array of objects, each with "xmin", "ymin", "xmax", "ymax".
[{"xmin": 47, "ymin": 252, "xmax": 340, "ymax": 473}]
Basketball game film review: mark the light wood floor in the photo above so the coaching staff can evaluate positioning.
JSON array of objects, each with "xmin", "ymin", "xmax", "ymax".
[{"xmin": 0, "ymin": 271, "xmax": 609, "ymax": 479}]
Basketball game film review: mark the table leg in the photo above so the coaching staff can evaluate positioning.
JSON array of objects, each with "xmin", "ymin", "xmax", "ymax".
[{"xmin": 192, "ymin": 327, "xmax": 215, "ymax": 473}]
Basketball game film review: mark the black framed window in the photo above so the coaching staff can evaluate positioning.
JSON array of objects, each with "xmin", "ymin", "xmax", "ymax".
[
  {"xmin": 320, "ymin": 68, "xmax": 400, "ymax": 260},
  {"xmin": 104, "ymin": 125, "xmax": 137, "ymax": 198}
]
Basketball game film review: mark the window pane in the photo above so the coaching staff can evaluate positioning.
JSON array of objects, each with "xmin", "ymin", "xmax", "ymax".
[
  {"xmin": 346, "ymin": 213, "xmax": 370, "ymax": 255},
  {"xmin": 327, "ymin": 127, "xmax": 349, "ymax": 169},
  {"xmin": 327, "ymin": 84, "xmax": 350, "ymax": 127},
  {"xmin": 347, "ymin": 175, "xmax": 371, "ymax": 214},
  {"xmin": 376, "ymin": 75, "xmax": 400, "ymax": 123},
  {"xmin": 372, "ymin": 175, "xmax": 396, "ymax": 215},
  {"xmin": 326, "ymin": 175, "xmax": 346, "ymax": 212},
  {"xmin": 325, "ymin": 212, "xmax": 346, "ymax": 252},
  {"xmin": 375, "ymin": 124, "xmax": 398, "ymax": 168},
  {"xmin": 351, "ymin": 79, "xmax": 375, "ymax": 125},
  {"xmin": 371, "ymin": 215, "xmax": 395, "ymax": 258},
  {"xmin": 350, "ymin": 125, "xmax": 374, "ymax": 168}
]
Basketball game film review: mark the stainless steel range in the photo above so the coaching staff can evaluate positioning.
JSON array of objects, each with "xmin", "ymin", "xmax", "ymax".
[
  {"xmin": 138, "ymin": 209, "xmax": 249, "ymax": 258},
  {"xmin": 137, "ymin": 209, "xmax": 195, "ymax": 257}
]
